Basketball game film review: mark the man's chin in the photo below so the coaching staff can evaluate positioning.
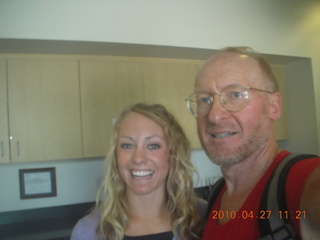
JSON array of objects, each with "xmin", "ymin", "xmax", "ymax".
[{"xmin": 203, "ymin": 146, "xmax": 243, "ymax": 168}]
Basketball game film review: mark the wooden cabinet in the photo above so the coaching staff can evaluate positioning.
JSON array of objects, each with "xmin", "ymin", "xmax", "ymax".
[
  {"xmin": 80, "ymin": 60, "xmax": 145, "ymax": 157},
  {"xmin": 0, "ymin": 54, "xmax": 289, "ymax": 163},
  {"xmin": 0, "ymin": 59, "xmax": 10, "ymax": 163},
  {"xmin": 142, "ymin": 60, "xmax": 202, "ymax": 148},
  {"xmin": 6, "ymin": 58, "xmax": 83, "ymax": 162},
  {"xmin": 80, "ymin": 58, "xmax": 203, "ymax": 157}
]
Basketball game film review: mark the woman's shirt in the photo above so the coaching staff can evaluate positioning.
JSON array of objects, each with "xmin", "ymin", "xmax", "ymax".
[
  {"xmin": 123, "ymin": 231, "xmax": 173, "ymax": 240},
  {"xmin": 70, "ymin": 197, "xmax": 207, "ymax": 240}
]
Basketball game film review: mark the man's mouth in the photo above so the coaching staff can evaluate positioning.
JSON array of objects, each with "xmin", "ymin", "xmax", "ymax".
[
  {"xmin": 131, "ymin": 170, "xmax": 154, "ymax": 179},
  {"xmin": 212, "ymin": 132, "xmax": 237, "ymax": 139}
]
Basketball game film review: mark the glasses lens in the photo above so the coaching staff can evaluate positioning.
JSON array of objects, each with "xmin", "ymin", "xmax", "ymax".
[
  {"xmin": 221, "ymin": 85, "xmax": 249, "ymax": 111},
  {"xmin": 187, "ymin": 92, "xmax": 212, "ymax": 117}
]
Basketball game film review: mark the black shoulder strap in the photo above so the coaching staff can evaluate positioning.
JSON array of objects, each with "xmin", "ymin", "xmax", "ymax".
[
  {"xmin": 206, "ymin": 177, "xmax": 225, "ymax": 218},
  {"xmin": 259, "ymin": 152, "xmax": 318, "ymax": 240}
]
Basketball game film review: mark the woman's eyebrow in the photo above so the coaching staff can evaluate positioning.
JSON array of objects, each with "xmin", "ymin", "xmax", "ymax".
[{"xmin": 118, "ymin": 136, "xmax": 133, "ymax": 140}]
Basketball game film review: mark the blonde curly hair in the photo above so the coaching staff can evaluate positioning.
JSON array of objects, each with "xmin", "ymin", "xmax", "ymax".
[{"xmin": 95, "ymin": 103, "xmax": 203, "ymax": 240}]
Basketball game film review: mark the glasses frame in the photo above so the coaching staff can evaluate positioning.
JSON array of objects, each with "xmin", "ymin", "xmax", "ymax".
[{"xmin": 185, "ymin": 85, "xmax": 273, "ymax": 118}]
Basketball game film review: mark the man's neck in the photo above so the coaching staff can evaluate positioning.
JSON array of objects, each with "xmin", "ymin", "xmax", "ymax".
[{"xmin": 221, "ymin": 145, "xmax": 281, "ymax": 196}]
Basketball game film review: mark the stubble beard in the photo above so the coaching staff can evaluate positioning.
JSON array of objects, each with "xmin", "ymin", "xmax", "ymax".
[{"xmin": 200, "ymin": 117, "xmax": 270, "ymax": 168}]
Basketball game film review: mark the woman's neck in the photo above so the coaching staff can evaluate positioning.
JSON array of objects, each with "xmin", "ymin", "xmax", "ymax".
[
  {"xmin": 125, "ymin": 191, "xmax": 171, "ymax": 236},
  {"xmin": 126, "ymin": 188, "xmax": 168, "ymax": 219}
]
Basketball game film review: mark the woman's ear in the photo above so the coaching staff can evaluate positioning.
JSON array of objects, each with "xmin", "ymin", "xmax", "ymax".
[{"xmin": 269, "ymin": 92, "xmax": 282, "ymax": 121}]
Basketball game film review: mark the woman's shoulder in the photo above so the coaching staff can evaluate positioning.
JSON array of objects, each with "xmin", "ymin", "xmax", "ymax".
[
  {"xmin": 70, "ymin": 208, "xmax": 101, "ymax": 240},
  {"xmin": 195, "ymin": 197, "xmax": 208, "ymax": 220}
]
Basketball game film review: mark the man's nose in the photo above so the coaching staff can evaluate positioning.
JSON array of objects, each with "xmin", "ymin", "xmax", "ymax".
[{"xmin": 206, "ymin": 95, "xmax": 229, "ymax": 123}]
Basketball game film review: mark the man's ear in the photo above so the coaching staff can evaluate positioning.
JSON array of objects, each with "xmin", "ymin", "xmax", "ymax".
[{"xmin": 269, "ymin": 92, "xmax": 282, "ymax": 121}]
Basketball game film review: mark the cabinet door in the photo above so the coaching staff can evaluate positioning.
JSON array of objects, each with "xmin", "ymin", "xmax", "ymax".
[
  {"xmin": 142, "ymin": 60, "xmax": 202, "ymax": 149},
  {"xmin": 0, "ymin": 59, "xmax": 10, "ymax": 163},
  {"xmin": 80, "ymin": 60, "xmax": 145, "ymax": 157},
  {"xmin": 8, "ymin": 59, "xmax": 83, "ymax": 162}
]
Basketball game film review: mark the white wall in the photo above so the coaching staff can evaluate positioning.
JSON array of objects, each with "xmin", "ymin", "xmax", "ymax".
[
  {"xmin": 0, "ymin": 158, "xmax": 104, "ymax": 212},
  {"xmin": 0, "ymin": 0, "xmax": 319, "ymax": 212},
  {"xmin": 0, "ymin": 151, "xmax": 220, "ymax": 212}
]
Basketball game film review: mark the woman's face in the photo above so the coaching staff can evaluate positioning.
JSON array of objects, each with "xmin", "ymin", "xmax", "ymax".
[{"xmin": 116, "ymin": 112, "xmax": 170, "ymax": 197}]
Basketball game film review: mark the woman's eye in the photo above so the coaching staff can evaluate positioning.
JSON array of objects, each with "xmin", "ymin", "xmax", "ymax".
[
  {"xmin": 148, "ymin": 144, "xmax": 160, "ymax": 149},
  {"xmin": 121, "ymin": 144, "xmax": 133, "ymax": 149}
]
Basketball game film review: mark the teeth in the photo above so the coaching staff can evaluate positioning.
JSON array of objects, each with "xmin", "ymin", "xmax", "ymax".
[
  {"xmin": 213, "ymin": 132, "xmax": 236, "ymax": 139},
  {"xmin": 131, "ymin": 170, "xmax": 154, "ymax": 178}
]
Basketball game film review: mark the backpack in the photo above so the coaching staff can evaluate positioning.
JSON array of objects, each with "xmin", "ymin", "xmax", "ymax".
[{"xmin": 206, "ymin": 153, "xmax": 318, "ymax": 240}]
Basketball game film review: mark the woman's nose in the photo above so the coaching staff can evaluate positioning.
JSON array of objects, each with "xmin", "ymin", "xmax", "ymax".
[{"xmin": 132, "ymin": 147, "xmax": 146, "ymax": 164}]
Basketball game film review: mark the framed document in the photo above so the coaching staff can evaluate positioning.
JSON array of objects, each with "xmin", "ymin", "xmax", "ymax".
[{"xmin": 19, "ymin": 167, "xmax": 57, "ymax": 199}]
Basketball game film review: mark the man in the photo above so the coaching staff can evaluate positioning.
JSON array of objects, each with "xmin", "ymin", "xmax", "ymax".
[{"xmin": 186, "ymin": 47, "xmax": 320, "ymax": 239}]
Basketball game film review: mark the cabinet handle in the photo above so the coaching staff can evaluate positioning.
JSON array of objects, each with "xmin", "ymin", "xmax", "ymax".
[
  {"xmin": 0, "ymin": 141, "xmax": 3, "ymax": 157},
  {"xmin": 16, "ymin": 141, "xmax": 20, "ymax": 157}
]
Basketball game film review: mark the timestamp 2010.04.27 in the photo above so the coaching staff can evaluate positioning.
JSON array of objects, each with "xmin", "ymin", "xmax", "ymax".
[{"xmin": 212, "ymin": 210, "xmax": 306, "ymax": 220}]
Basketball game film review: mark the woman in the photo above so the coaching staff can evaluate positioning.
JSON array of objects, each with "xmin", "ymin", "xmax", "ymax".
[{"xmin": 71, "ymin": 103, "xmax": 207, "ymax": 240}]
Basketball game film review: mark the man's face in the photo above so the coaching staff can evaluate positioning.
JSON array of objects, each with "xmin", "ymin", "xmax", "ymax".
[{"xmin": 196, "ymin": 53, "xmax": 274, "ymax": 167}]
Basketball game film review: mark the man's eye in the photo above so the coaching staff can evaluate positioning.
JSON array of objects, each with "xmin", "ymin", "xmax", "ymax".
[
  {"xmin": 148, "ymin": 144, "xmax": 160, "ymax": 149},
  {"xmin": 200, "ymin": 97, "xmax": 212, "ymax": 104},
  {"xmin": 121, "ymin": 144, "xmax": 133, "ymax": 149},
  {"xmin": 229, "ymin": 91, "xmax": 245, "ymax": 99}
]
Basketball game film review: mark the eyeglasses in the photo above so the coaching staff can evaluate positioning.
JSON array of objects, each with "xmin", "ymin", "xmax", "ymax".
[{"xmin": 185, "ymin": 84, "xmax": 273, "ymax": 118}]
